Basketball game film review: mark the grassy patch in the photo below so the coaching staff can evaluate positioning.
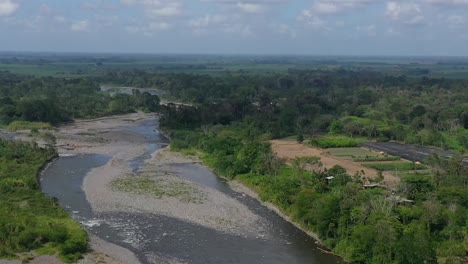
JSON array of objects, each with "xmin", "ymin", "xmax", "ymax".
[
  {"xmin": 326, "ymin": 147, "xmax": 401, "ymax": 163},
  {"xmin": 362, "ymin": 162, "xmax": 427, "ymax": 171},
  {"xmin": 309, "ymin": 136, "xmax": 362, "ymax": 148},
  {"xmin": 6, "ymin": 121, "xmax": 53, "ymax": 131},
  {"xmin": 112, "ymin": 176, "xmax": 206, "ymax": 204}
]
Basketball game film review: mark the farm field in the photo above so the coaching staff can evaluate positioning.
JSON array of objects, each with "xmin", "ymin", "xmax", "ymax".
[
  {"xmin": 362, "ymin": 161, "xmax": 428, "ymax": 171},
  {"xmin": 271, "ymin": 140, "xmax": 402, "ymax": 187},
  {"xmin": 327, "ymin": 147, "xmax": 400, "ymax": 162}
]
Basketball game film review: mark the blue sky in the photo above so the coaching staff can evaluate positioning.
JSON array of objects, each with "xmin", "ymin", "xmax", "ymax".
[{"xmin": 1, "ymin": 0, "xmax": 468, "ymax": 56}]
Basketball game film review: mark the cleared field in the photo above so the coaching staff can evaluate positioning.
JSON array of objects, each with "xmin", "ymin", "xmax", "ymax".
[{"xmin": 327, "ymin": 147, "xmax": 400, "ymax": 162}]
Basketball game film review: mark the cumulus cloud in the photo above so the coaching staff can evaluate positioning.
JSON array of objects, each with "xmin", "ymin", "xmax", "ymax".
[
  {"xmin": 0, "ymin": 0, "xmax": 18, "ymax": 16},
  {"xmin": 386, "ymin": 2, "xmax": 425, "ymax": 25},
  {"xmin": 122, "ymin": 0, "xmax": 183, "ymax": 17}
]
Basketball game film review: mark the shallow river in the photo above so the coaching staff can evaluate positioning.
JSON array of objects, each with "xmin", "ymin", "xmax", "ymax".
[{"xmin": 41, "ymin": 120, "xmax": 343, "ymax": 264}]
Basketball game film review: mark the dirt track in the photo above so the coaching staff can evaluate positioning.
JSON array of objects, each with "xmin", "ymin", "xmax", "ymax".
[{"xmin": 271, "ymin": 140, "xmax": 401, "ymax": 187}]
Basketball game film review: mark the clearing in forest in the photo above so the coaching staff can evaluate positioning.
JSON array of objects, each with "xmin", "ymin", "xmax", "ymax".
[{"xmin": 271, "ymin": 140, "xmax": 402, "ymax": 188}]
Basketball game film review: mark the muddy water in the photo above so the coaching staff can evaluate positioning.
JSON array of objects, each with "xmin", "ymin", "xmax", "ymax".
[{"xmin": 41, "ymin": 120, "xmax": 343, "ymax": 264}]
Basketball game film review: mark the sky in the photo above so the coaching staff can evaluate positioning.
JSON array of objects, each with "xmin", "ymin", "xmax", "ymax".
[{"xmin": 1, "ymin": 0, "xmax": 468, "ymax": 56}]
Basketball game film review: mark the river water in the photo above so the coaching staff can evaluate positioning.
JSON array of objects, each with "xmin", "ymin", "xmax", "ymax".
[{"xmin": 40, "ymin": 119, "xmax": 343, "ymax": 264}]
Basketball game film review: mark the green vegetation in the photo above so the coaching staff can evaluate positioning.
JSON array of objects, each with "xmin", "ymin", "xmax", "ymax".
[
  {"xmin": 0, "ymin": 140, "xmax": 88, "ymax": 262},
  {"xmin": 5, "ymin": 121, "xmax": 53, "ymax": 131},
  {"xmin": 327, "ymin": 147, "xmax": 400, "ymax": 162},
  {"xmin": 0, "ymin": 72, "xmax": 161, "ymax": 126},
  {"xmin": 157, "ymin": 61, "xmax": 468, "ymax": 262},
  {"xmin": 308, "ymin": 136, "xmax": 360, "ymax": 148},
  {"xmin": 112, "ymin": 176, "xmax": 206, "ymax": 204},
  {"xmin": 164, "ymin": 122, "xmax": 467, "ymax": 264},
  {"xmin": 362, "ymin": 162, "xmax": 428, "ymax": 171},
  {"xmin": 352, "ymin": 156, "xmax": 400, "ymax": 162},
  {"xmin": 327, "ymin": 147, "xmax": 380, "ymax": 158}
]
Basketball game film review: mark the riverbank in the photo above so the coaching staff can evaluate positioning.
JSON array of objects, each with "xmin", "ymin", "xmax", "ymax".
[{"xmin": 42, "ymin": 112, "xmax": 283, "ymax": 263}]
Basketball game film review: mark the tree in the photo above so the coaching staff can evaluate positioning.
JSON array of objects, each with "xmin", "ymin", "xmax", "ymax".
[{"xmin": 329, "ymin": 119, "xmax": 343, "ymax": 135}]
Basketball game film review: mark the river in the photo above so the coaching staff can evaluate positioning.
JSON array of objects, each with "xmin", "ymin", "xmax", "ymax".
[{"xmin": 40, "ymin": 117, "xmax": 343, "ymax": 264}]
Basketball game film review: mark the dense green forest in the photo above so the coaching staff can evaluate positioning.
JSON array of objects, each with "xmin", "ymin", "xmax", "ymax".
[
  {"xmin": 0, "ymin": 71, "xmax": 160, "ymax": 126},
  {"xmin": 0, "ymin": 140, "xmax": 87, "ymax": 261},
  {"xmin": 148, "ymin": 69, "xmax": 467, "ymax": 151}
]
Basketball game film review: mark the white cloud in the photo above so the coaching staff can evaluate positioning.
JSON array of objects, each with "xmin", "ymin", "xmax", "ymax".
[
  {"xmin": 147, "ymin": 5, "xmax": 181, "ymax": 17},
  {"xmin": 0, "ymin": 0, "xmax": 18, "ymax": 16},
  {"xmin": 303, "ymin": 0, "xmax": 374, "ymax": 16},
  {"xmin": 312, "ymin": 2, "xmax": 340, "ymax": 14},
  {"xmin": 125, "ymin": 21, "xmax": 171, "ymax": 36},
  {"xmin": 122, "ymin": 0, "xmax": 183, "ymax": 17},
  {"xmin": 71, "ymin": 20, "xmax": 90, "ymax": 32},
  {"xmin": 298, "ymin": 11, "xmax": 328, "ymax": 30},
  {"xmin": 386, "ymin": 2, "xmax": 425, "ymax": 24},
  {"xmin": 121, "ymin": 0, "xmax": 137, "ymax": 5},
  {"xmin": 237, "ymin": 2, "xmax": 264, "ymax": 13}
]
